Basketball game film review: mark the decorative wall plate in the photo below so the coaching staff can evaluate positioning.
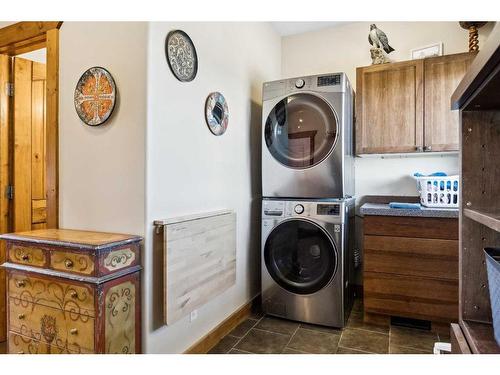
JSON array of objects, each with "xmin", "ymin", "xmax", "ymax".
[
  {"xmin": 74, "ymin": 67, "xmax": 116, "ymax": 126},
  {"xmin": 165, "ymin": 30, "xmax": 198, "ymax": 82},
  {"xmin": 205, "ymin": 92, "xmax": 229, "ymax": 136}
]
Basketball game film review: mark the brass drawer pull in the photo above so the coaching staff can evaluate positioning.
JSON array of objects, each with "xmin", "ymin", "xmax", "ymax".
[
  {"xmin": 18, "ymin": 313, "xmax": 25, "ymax": 320},
  {"xmin": 17, "ymin": 350, "xmax": 24, "ymax": 354},
  {"xmin": 21, "ymin": 254, "xmax": 29, "ymax": 261},
  {"xmin": 65, "ymin": 259, "xmax": 74, "ymax": 268},
  {"xmin": 70, "ymin": 291, "xmax": 78, "ymax": 299},
  {"xmin": 16, "ymin": 280, "xmax": 26, "ymax": 288},
  {"xmin": 70, "ymin": 328, "xmax": 78, "ymax": 335}
]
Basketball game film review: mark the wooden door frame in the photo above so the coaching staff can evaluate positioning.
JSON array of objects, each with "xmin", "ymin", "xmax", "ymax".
[{"xmin": 0, "ymin": 21, "xmax": 62, "ymax": 229}]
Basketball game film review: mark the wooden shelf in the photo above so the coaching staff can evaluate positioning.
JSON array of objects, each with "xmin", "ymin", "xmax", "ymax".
[
  {"xmin": 464, "ymin": 208, "xmax": 500, "ymax": 233},
  {"xmin": 460, "ymin": 320, "xmax": 500, "ymax": 354}
]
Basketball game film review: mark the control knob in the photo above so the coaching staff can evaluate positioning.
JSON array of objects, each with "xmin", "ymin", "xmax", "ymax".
[
  {"xmin": 294, "ymin": 204, "xmax": 305, "ymax": 214},
  {"xmin": 295, "ymin": 79, "xmax": 305, "ymax": 89}
]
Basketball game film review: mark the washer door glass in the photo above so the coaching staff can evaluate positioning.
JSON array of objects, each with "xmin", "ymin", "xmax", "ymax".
[
  {"xmin": 264, "ymin": 219, "xmax": 337, "ymax": 295},
  {"xmin": 265, "ymin": 93, "xmax": 338, "ymax": 169}
]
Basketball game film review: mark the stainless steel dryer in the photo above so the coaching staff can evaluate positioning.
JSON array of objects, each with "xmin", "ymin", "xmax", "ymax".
[
  {"xmin": 262, "ymin": 73, "xmax": 354, "ymax": 199},
  {"xmin": 261, "ymin": 197, "xmax": 355, "ymax": 328}
]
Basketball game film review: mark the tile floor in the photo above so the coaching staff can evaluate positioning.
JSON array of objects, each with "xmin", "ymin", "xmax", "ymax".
[
  {"xmin": 208, "ymin": 299, "xmax": 450, "ymax": 354},
  {"xmin": 0, "ymin": 300, "xmax": 450, "ymax": 355}
]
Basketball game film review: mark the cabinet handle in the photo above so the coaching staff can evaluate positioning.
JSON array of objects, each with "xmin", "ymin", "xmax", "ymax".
[
  {"xmin": 423, "ymin": 145, "xmax": 432, "ymax": 151},
  {"xmin": 18, "ymin": 313, "xmax": 25, "ymax": 320},
  {"xmin": 64, "ymin": 259, "xmax": 74, "ymax": 268},
  {"xmin": 21, "ymin": 254, "xmax": 29, "ymax": 261},
  {"xmin": 16, "ymin": 280, "xmax": 26, "ymax": 288},
  {"xmin": 17, "ymin": 351, "xmax": 24, "ymax": 354},
  {"xmin": 70, "ymin": 291, "xmax": 78, "ymax": 299},
  {"xmin": 70, "ymin": 328, "xmax": 78, "ymax": 335},
  {"xmin": 415, "ymin": 146, "xmax": 423, "ymax": 152}
]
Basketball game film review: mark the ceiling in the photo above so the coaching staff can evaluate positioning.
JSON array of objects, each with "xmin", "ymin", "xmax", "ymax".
[
  {"xmin": 270, "ymin": 22, "xmax": 348, "ymax": 36},
  {"xmin": 0, "ymin": 21, "xmax": 348, "ymax": 38}
]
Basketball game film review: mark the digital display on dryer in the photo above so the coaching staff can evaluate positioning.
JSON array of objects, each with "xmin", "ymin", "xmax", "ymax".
[
  {"xmin": 317, "ymin": 74, "xmax": 341, "ymax": 86},
  {"xmin": 317, "ymin": 204, "xmax": 340, "ymax": 216}
]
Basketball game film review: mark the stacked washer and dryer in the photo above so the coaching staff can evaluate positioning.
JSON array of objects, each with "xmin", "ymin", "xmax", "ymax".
[{"xmin": 261, "ymin": 73, "xmax": 355, "ymax": 328}]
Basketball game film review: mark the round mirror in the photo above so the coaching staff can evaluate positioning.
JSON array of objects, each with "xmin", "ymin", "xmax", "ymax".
[{"xmin": 205, "ymin": 92, "xmax": 229, "ymax": 136}]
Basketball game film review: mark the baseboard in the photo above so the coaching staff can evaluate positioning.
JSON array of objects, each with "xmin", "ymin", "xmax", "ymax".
[{"xmin": 184, "ymin": 295, "xmax": 260, "ymax": 354}]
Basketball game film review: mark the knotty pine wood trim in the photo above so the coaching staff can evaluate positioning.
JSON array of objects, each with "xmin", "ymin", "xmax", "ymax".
[
  {"xmin": 45, "ymin": 28, "xmax": 59, "ymax": 229},
  {"xmin": 0, "ymin": 22, "xmax": 62, "ymax": 55},
  {"xmin": 184, "ymin": 295, "xmax": 260, "ymax": 354},
  {"xmin": 0, "ymin": 54, "xmax": 10, "ymax": 342}
]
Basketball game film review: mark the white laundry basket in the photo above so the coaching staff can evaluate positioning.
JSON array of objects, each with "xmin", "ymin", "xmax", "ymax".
[{"xmin": 415, "ymin": 175, "xmax": 459, "ymax": 208}]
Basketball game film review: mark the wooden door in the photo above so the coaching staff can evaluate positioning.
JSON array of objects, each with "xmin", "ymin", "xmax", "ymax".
[
  {"xmin": 0, "ymin": 54, "xmax": 10, "ymax": 343},
  {"xmin": 424, "ymin": 52, "xmax": 476, "ymax": 152},
  {"xmin": 356, "ymin": 59, "xmax": 424, "ymax": 154},
  {"xmin": 13, "ymin": 57, "xmax": 47, "ymax": 232}
]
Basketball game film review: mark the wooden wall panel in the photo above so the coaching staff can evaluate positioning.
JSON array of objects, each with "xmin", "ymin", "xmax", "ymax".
[
  {"xmin": 0, "ymin": 53, "xmax": 10, "ymax": 343},
  {"xmin": 163, "ymin": 211, "xmax": 236, "ymax": 325},
  {"xmin": 45, "ymin": 28, "xmax": 58, "ymax": 229},
  {"xmin": 13, "ymin": 58, "xmax": 47, "ymax": 231},
  {"xmin": 31, "ymin": 61, "xmax": 46, "ymax": 229},
  {"xmin": 13, "ymin": 57, "xmax": 32, "ymax": 232}
]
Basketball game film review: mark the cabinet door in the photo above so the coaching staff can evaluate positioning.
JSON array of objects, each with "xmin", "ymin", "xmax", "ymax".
[
  {"xmin": 424, "ymin": 53, "xmax": 475, "ymax": 151},
  {"xmin": 356, "ymin": 60, "xmax": 424, "ymax": 154}
]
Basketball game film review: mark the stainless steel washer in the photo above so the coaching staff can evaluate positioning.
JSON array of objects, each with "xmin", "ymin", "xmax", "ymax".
[
  {"xmin": 262, "ymin": 73, "xmax": 354, "ymax": 199},
  {"xmin": 261, "ymin": 197, "xmax": 355, "ymax": 327}
]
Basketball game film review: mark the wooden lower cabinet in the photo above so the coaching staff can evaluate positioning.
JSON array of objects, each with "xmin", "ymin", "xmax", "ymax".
[
  {"xmin": 363, "ymin": 215, "xmax": 459, "ymax": 323},
  {"xmin": 1, "ymin": 229, "xmax": 142, "ymax": 354}
]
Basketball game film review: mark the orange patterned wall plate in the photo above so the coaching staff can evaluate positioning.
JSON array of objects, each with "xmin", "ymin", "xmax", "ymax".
[{"xmin": 74, "ymin": 67, "xmax": 117, "ymax": 126}]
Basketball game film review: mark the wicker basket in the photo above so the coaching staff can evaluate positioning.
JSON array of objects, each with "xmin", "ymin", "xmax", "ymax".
[{"xmin": 484, "ymin": 247, "xmax": 500, "ymax": 346}]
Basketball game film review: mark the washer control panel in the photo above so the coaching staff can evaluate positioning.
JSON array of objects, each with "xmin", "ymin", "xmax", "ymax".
[{"xmin": 263, "ymin": 199, "xmax": 350, "ymax": 224}]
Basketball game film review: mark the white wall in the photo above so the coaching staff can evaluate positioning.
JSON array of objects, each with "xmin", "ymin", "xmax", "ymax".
[
  {"xmin": 145, "ymin": 22, "xmax": 281, "ymax": 353},
  {"xmin": 59, "ymin": 22, "xmax": 147, "ymax": 236},
  {"xmin": 282, "ymin": 21, "xmax": 495, "ymax": 200},
  {"xmin": 18, "ymin": 48, "xmax": 46, "ymax": 63}
]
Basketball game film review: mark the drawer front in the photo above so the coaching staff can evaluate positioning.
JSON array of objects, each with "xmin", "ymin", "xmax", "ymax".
[
  {"xmin": 99, "ymin": 245, "xmax": 139, "ymax": 275},
  {"xmin": 8, "ymin": 332, "xmax": 73, "ymax": 354},
  {"xmin": 364, "ymin": 271, "xmax": 458, "ymax": 322},
  {"xmin": 50, "ymin": 250, "xmax": 95, "ymax": 276},
  {"xmin": 9, "ymin": 297, "xmax": 95, "ymax": 353},
  {"xmin": 364, "ymin": 215, "xmax": 458, "ymax": 240},
  {"xmin": 8, "ymin": 272, "xmax": 95, "ymax": 317},
  {"xmin": 8, "ymin": 244, "xmax": 47, "ymax": 267},
  {"xmin": 364, "ymin": 235, "xmax": 458, "ymax": 280}
]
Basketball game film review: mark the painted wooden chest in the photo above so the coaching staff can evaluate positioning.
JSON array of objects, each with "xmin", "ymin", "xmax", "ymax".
[{"xmin": 0, "ymin": 229, "xmax": 142, "ymax": 354}]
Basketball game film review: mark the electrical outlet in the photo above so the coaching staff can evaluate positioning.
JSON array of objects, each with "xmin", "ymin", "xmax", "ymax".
[{"xmin": 190, "ymin": 309, "xmax": 198, "ymax": 322}]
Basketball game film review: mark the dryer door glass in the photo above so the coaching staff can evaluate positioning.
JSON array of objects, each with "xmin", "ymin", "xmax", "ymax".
[
  {"xmin": 265, "ymin": 93, "xmax": 338, "ymax": 169},
  {"xmin": 264, "ymin": 219, "xmax": 337, "ymax": 295}
]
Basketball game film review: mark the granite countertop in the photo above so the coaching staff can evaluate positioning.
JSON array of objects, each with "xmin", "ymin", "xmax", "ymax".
[{"xmin": 360, "ymin": 203, "xmax": 459, "ymax": 219}]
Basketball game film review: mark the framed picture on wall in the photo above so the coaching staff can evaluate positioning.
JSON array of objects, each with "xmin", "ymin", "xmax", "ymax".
[{"xmin": 410, "ymin": 42, "xmax": 443, "ymax": 59}]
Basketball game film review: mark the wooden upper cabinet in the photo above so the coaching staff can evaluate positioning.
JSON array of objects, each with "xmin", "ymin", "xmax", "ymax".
[
  {"xmin": 356, "ymin": 52, "xmax": 475, "ymax": 155},
  {"xmin": 356, "ymin": 60, "xmax": 424, "ymax": 154},
  {"xmin": 424, "ymin": 52, "xmax": 476, "ymax": 151}
]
